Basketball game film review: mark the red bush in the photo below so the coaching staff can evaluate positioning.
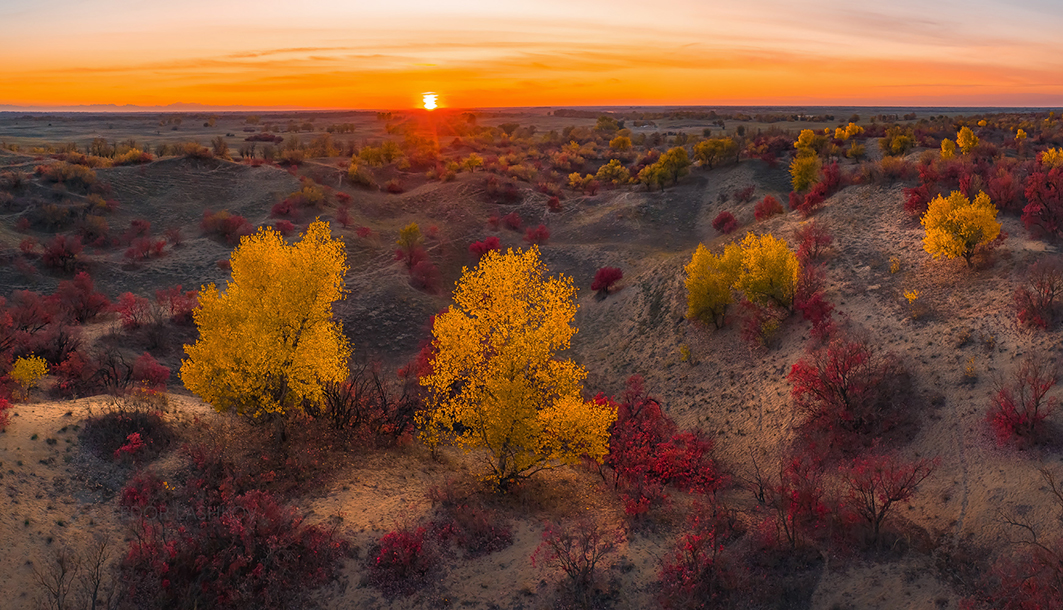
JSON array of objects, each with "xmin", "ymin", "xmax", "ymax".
[
  {"xmin": 355, "ymin": 226, "xmax": 372, "ymax": 238},
  {"xmin": 52, "ymin": 351, "xmax": 97, "ymax": 397},
  {"xmin": 842, "ymin": 453, "xmax": 936, "ymax": 542},
  {"xmin": 988, "ymin": 168, "xmax": 1020, "ymax": 212},
  {"xmin": 734, "ymin": 185, "xmax": 756, "ymax": 203},
  {"xmin": 754, "ymin": 195, "xmax": 784, "ymax": 221},
  {"xmin": 124, "ymin": 237, "xmax": 166, "ymax": 261},
  {"xmin": 0, "ymin": 398, "xmax": 10, "ymax": 432},
  {"xmin": 659, "ymin": 507, "xmax": 741, "ymax": 609},
  {"xmin": 410, "ymin": 259, "xmax": 440, "ymax": 294},
  {"xmin": 274, "ymin": 220, "xmax": 295, "ymax": 235},
  {"xmin": 795, "ymin": 221, "xmax": 833, "ymax": 264},
  {"xmin": 600, "ymin": 376, "xmax": 726, "ymax": 517},
  {"xmin": 132, "ymin": 352, "xmax": 170, "ymax": 392},
  {"xmin": 335, "ymin": 205, "xmax": 352, "ymax": 228},
  {"xmin": 532, "ymin": 520, "xmax": 623, "ymax": 600},
  {"xmin": 114, "ymin": 292, "xmax": 151, "ymax": 329},
  {"xmin": 164, "ymin": 227, "xmax": 182, "ymax": 247},
  {"xmin": 41, "ymin": 234, "xmax": 83, "ymax": 271},
  {"xmin": 201, "ymin": 210, "xmax": 253, "ymax": 244},
  {"xmin": 369, "ymin": 527, "xmax": 437, "ymax": 597},
  {"xmin": 155, "ymin": 285, "xmax": 198, "ymax": 325},
  {"xmin": 547, "ymin": 196, "xmax": 562, "ymax": 212},
  {"xmin": 789, "ymin": 336, "xmax": 910, "ymax": 445},
  {"xmin": 428, "ymin": 496, "xmax": 513, "ymax": 558},
  {"xmin": 122, "ymin": 219, "xmax": 151, "ymax": 244},
  {"xmin": 711, "ymin": 210, "xmax": 738, "ymax": 234},
  {"xmin": 1022, "ymin": 167, "xmax": 1063, "ymax": 237},
  {"xmin": 270, "ymin": 198, "xmax": 295, "ymax": 218},
  {"xmin": 469, "ymin": 236, "xmax": 501, "ymax": 259},
  {"xmin": 54, "ymin": 272, "xmax": 109, "ymax": 323},
  {"xmin": 502, "ymin": 211, "xmax": 522, "ymax": 231},
  {"xmin": 1014, "ymin": 257, "xmax": 1063, "ymax": 329},
  {"xmin": 903, "ymin": 183, "xmax": 932, "ymax": 218},
  {"xmin": 987, "ymin": 357, "xmax": 1058, "ymax": 448},
  {"xmin": 120, "ymin": 448, "xmax": 349, "ymax": 609},
  {"xmin": 591, "ymin": 267, "xmax": 623, "ymax": 295},
  {"xmin": 795, "ymin": 266, "xmax": 834, "ymax": 340},
  {"xmin": 524, "ymin": 224, "xmax": 550, "ymax": 244},
  {"xmin": 19, "ymin": 237, "xmax": 37, "ymax": 256}
]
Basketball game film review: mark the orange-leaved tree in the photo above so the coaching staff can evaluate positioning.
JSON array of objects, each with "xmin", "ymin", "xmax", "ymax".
[
  {"xmin": 419, "ymin": 246, "xmax": 616, "ymax": 491},
  {"xmin": 181, "ymin": 220, "xmax": 350, "ymax": 421}
]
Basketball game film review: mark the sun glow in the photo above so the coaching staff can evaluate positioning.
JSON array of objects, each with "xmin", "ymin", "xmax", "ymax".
[{"xmin": 422, "ymin": 92, "xmax": 437, "ymax": 110}]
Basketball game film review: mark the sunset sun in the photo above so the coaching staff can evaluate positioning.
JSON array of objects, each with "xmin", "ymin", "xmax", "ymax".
[{"xmin": 422, "ymin": 92, "xmax": 437, "ymax": 110}]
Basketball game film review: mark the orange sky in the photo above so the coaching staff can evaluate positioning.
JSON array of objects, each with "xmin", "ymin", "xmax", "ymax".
[{"xmin": 2, "ymin": 0, "xmax": 1063, "ymax": 108}]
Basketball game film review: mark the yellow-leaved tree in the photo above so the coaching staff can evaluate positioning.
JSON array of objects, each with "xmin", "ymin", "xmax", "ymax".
[
  {"xmin": 735, "ymin": 232, "xmax": 801, "ymax": 310},
  {"xmin": 684, "ymin": 243, "xmax": 741, "ymax": 328},
  {"xmin": 419, "ymin": 246, "xmax": 616, "ymax": 491},
  {"xmin": 181, "ymin": 220, "xmax": 350, "ymax": 421},
  {"xmin": 940, "ymin": 138, "xmax": 957, "ymax": 160},
  {"xmin": 790, "ymin": 154, "xmax": 821, "ymax": 192},
  {"xmin": 957, "ymin": 126, "xmax": 979, "ymax": 155},
  {"xmin": 921, "ymin": 190, "xmax": 1001, "ymax": 266}
]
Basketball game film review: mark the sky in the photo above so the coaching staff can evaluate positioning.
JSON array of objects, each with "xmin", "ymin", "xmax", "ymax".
[{"xmin": 2, "ymin": 0, "xmax": 1062, "ymax": 109}]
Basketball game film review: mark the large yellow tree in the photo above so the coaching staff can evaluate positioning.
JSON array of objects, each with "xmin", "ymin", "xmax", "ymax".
[
  {"xmin": 684, "ymin": 243, "xmax": 741, "ymax": 328},
  {"xmin": 420, "ymin": 246, "xmax": 615, "ymax": 490},
  {"xmin": 181, "ymin": 220, "xmax": 350, "ymax": 420},
  {"xmin": 921, "ymin": 190, "xmax": 1001, "ymax": 266}
]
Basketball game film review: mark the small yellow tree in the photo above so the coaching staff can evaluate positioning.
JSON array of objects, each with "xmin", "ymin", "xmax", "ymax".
[
  {"xmin": 420, "ymin": 246, "xmax": 615, "ymax": 490},
  {"xmin": 957, "ymin": 126, "xmax": 979, "ymax": 155},
  {"xmin": 790, "ymin": 154, "xmax": 821, "ymax": 192},
  {"xmin": 921, "ymin": 190, "xmax": 1001, "ymax": 266},
  {"xmin": 181, "ymin": 220, "xmax": 350, "ymax": 420},
  {"xmin": 595, "ymin": 159, "xmax": 631, "ymax": 185},
  {"xmin": 940, "ymin": 138, "xmax": 957, "ymax": 160},
  {"xmin": 11, "ymin": 355, "xmax": 48, "ymax": 399},
  {"xmin": 693, "ymin": 138, "xmax": 738, "ymax": 169},
  {"xmin": 684, "ymin": 243, "xmax": 742, "ymax": 328},
  {"xmin": 735, "ymin": 233, "xmax": 801, "ymax": 310},
  {"xmin": 609, "ymin": 135, "xmax": 632, "ymax": 151}
]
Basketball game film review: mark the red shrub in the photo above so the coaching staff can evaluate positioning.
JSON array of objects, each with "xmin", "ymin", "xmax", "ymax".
[
  {"xmin": 789, "ymin": 336, "xmax": 911, "ymax": 445},
  {"xmin": 355, "ymin": 226, "xmax": 372, "ymax": 238},
  {"xmin": 659, "ymin": 507, "xmax": 742, "ymax": 609},
  {"xmin": 41, "ymin": 234, "xmax": 83, "ymax": 271},
  {"xmin": 124, "ymin": 237, "xmax": 166, "ymax": 261},
  {"xmin": 0, "ymin": 397, "xmax": 11, "ymax": 431},
  {"xmin": 54, "ymin": 272, "xmax": 109, "ymax": 323},
  {"xmin": 524, "ymin": 224, "xmax": 550, "ymax": 244},
  {"xmin": 335, "ymin": 205, "xmax": 352, "ymax": 228},
  {"xmin": 1022, "ymin": 167, "xmax": 1063, "ymax": 237},
  {"xmin": 122, "ymin": 219, "xmax": 151, "ymax": 244},
  {"xmin": 767, "ymin": 451, "xmax": 831, "ymax": 550},
  {"xmin": 201, "ymin": 210, "xmax": 253, "ymax": 244},
  {"xmin": 842, "ymin": 453, "xmax": 936, "ymax": 543},
  {"xmin": 385, "ymin": 178, "xmax": 404, "ymax": 194},
  {"xmin": 711, "ymin": 211, "xmax": 738, "ymax": 234},
  {"xmin": 335, "ymin": 192, "xmax": 351, "ymax": 204},
  {"xmin": 469, "ymin": 236, "xmax": 501, "ymax": 259},
  {"xmin": 988, "ymin": 168, "xmax": 1020, "ymax": 212},
  {"xmin": 121, "ymin": 448, "xmax": 349, "ymax": 609},
  {"xmin": 52, "ymin": 350, "xmax": 105, "ymax": 398},
  {"xmin": 591, "ymin": 267, "xmax": 623, "ymax": 295},
  {"xmin": 903, "ymin": 183, "xmax": 932, "ymax": 218},
  {"xmin": 132, "ymin": 352, "xmax": 170, "ymax": 391},
  {"xmin": 547, "ymin": 196, "xmax": 562, "ymax": 212},
  {"xmin": 532, "ymin": 520, "xmax": 623, "ymax": 600},
  {"xmin": 502, "ymin": 211, "xmax": 522, "ymax": 231},
  {"xmin": 1013, "ymin": 257, "xmax": 1063, "ymax": 329},
  {"xmin": 274, "ymin": 220, "xmax": 295, "ymax": 235},
  {"xmin": 155, "ymin": 285, "xmax": 199, "ymax": 325},
  {"xmin": 600, "ymin": 376, "xmax": 726, "ymax": 516},
  {"xmin": 409, "ymin": 259, "xmax": 440, "ymax": 294},
  {"xmin": 795, "ymin": 266, "xmax": 834, "ymax": 340},
  {"xmin": 270, "ymin": 198, "xmax": 296, "ymax": 218},
  {"xmin": 15, "ymin": 217, "xmax": 30, "ymax": 232},
  {"xmin": 114, "ymin": 292, "xmax": 152, "ymax": 329},
  {"xmin": 734, "ymin": 185, "xmax": 756, "ymax": 203},
  {"xmin": 113, "ymin": 432, "xmax": 147, "ymax": 460},
  {"xmin": 987, "ymin": 357, "xmax": 1058, "ymax": 448},
  {"xmin": 19, "ymin": 237, "xmax": 37, "ymax": 256},
  {"xmin": 428, "ymin": 496, "xmax": 513, "ymax": 558},
  {"xmin": 795, "ymin": 221, "xmax": 833, "ymax": 264},
  {"xmin": 754, "ymin": 195, "xmax": 784, "ymax": 221},
  {"xmin": 369, "ymin": 527, "xmax": 437, "ymax": 597}
]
